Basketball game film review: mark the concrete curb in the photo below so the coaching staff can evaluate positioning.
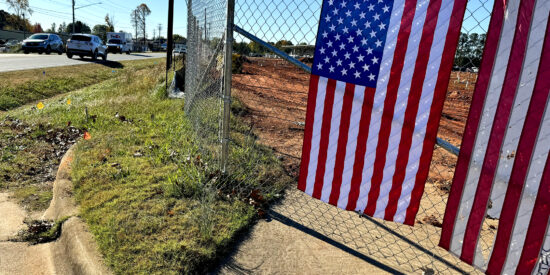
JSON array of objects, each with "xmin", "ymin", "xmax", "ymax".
[{"xmin": 44, "ymin": 145, "xmax": 112, "ymax": 275}]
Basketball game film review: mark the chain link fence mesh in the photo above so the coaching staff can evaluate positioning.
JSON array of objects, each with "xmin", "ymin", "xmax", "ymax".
[
  {"xmin": 186, "ymin": 0, "xmax": 495, "ymax": 273},
  {"xmin": 185, "ymin": 0, "xmax": 228, "ymax": 170}
]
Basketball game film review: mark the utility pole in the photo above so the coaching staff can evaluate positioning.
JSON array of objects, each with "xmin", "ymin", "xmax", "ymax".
[
  {"xmin": 158, "ymin": 23, "xmax": 162, "ymax": 39},
  {"xmin": 72, "ymin": 0, "xmax": 75, "ymax": 33},
  {"xmin": 166, "ymin": 0, "xmax": 174, "ymax": 71},
  {"xmin": 22, "ymin": 14, "xmax": 26, "ymax": 39},
  {"xmin": 71, "ymin": 1, "xmax": 101, "ymax": 34}
]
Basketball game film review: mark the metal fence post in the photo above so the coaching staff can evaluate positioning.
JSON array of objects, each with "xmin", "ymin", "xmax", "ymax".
[{"xmin": 221, "ymin": 0, "xmax": 235, "ymax": 173}]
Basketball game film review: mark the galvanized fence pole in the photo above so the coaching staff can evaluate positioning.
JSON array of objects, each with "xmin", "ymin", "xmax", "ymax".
[{"xmin": 221, "ymin": 0, "xmax": 235, "ymax": 173}]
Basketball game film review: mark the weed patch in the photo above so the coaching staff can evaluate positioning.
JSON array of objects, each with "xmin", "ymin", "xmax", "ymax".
[
  {"xmin": 13, "ymin": 217, "xmax": 70, "ymax": 244},
  {"xmin": 2, "ymin": 57, "xmax": 290, "ymax": 274}
]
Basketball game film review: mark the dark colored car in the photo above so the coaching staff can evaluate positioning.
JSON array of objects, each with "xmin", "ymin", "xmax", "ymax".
[{"xmin": 22, "ymin": 33, "xmax": 64, "ymax": 55}]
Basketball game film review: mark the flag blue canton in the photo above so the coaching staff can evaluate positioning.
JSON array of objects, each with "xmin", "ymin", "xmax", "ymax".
[{"xmin": 312, "ymin": 0, "xmax": 394, "ymax": 88}]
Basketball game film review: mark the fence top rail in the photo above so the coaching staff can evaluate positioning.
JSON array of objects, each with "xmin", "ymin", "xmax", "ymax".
[{"xmin": 233, "ymin": 24, "xmax": 460, "ymax": 157}]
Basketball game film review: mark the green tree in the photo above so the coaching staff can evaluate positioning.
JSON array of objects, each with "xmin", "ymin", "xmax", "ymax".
[
  {"xmin": 173, "ymin": 34, "xmax": 186, "ymax": 43},
  {"xmin": 105, "ymin": 14, "xmax": 115, "ymax": 32},
  {"xmin": 248, "ymin": 41, "xmax": 266, "ymax": 54},
  {"xmin": 66, "ymin": 21, "xmax": 91, "ymax": 34},
  {"xmin": 57, "ymin": 22, "xmax": 66, "ymax": 33},
  {"xmin": 3, "ymin": 0, "xmax": 31, "ymax": 31},
  {"xmin": 0, "ymin": 9, "xmax": 30, "ymax": 31},
  {"xmin": 453, "ymin": 32, "xmax": 487, "ymax": 69},
  {"xmin": 275, "ymin": 40, "xmax": 293, "ymax": 53},
  {"xmin": 92, "ymin": 24, "xmax": 108, "ymax": 41},
  {"xmin": 46, "ymin": 22, "xmax": 56, "ymax": 33},
  {"xmin": 233, "ymin": 41, "xmax": 250, "ymax": 55}
]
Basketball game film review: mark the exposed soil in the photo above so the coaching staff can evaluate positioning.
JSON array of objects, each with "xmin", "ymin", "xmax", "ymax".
[
  {"xmin": 227, "ymin": 58, "xmax": 493, "ymax": 274},
  {"xmin": 232, "ymin": 57, "xmax": 476, "ymax": 175}
]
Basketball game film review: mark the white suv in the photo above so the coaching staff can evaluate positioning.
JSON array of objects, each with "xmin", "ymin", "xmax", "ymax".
[{"xmin": 66, "ymin": 34, "xmax": 107, "ymax": 61}]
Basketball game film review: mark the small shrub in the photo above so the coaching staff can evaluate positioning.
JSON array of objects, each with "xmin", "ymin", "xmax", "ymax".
[{"xmin": 232, "ymin": 54, "xmax": 248, "ymax": 74}]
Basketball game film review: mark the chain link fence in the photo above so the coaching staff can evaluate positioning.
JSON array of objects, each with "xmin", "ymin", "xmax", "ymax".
[{"xmin": 186, "ymin": 0, "xmax": 495, "ymax": 273}]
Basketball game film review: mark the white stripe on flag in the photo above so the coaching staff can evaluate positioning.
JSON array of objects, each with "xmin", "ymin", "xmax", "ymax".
[
  {"xmin": 487, "ymin": 0, "xmax": 550, "ymax": 221},
  {"xmin": 393, "ymin": 0, "xmax": 455, "ymax": 222},
  {"xmin": 305, "ymin": 76, "xmax": 328, "ymax": 196},
  {"xmin": 320, "ymin": 81, "xmax": 347, "ymax": 202},
  {"xmin": 337, "ymin": 85, "xmax": 366, "ymax": 208},
  {"xmin": 373, "ymin": 0, "xmax": 430, "ymax": 219},
  {"xmin": 449, "ymin": 0, "xmax": 521, "ymax": 256},
  {"xmin": 354, "ymin": 0, "xmax": 406, "ymax": 212},
  {"xmin": 503, "ymin": 102, "xmax": 550, "ymax": 273}
]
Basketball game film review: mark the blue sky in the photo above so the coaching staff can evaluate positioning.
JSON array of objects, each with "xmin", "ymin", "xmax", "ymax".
[
  {"xmin": 1, "ymin": 0, "xmax": 493, "ymax": 43},
  {"xmin": 233, "ymin": 0, "xmax": 492, "ymax": 44},
  {"xmin": 0, "ymin": 0, "xmax": 189, "ymax": 37}
]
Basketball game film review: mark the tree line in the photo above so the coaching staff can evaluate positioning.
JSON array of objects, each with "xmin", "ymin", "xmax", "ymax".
[
  {"xmin": 1, "ymin": 0, "xmax": 164, "ymax": 45},
  {"xmin": 454, "ymin": 32, "xmax": 487, "ymax": 69},
  {"xmin": 232, "ymin": 32, "xmax": 486, "ymax": 68},
  {"xmin": 233, "ymin": 40, "xmax": 301, "ymax": 55}
]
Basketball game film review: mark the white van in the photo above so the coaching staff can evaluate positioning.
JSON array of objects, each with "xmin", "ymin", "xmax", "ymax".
[{"xmin": 106, "ymin": 32, "xmax": 133, "ymax": 54}]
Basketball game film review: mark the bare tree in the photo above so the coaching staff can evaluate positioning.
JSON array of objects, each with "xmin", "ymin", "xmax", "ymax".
[
  {"xmin": 131, "ymin": 9, "xmax": 140, "ymax": 46},
  {"xmin": 136, "ymin": 4, "xmax": 151, "ymax": 48},
  {"xmin": 5, "ymin": 0, "xmax": 32, "ymax": 18}
]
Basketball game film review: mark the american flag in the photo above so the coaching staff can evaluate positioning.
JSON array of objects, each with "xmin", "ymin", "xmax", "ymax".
[
  {"xmin": 439, "ymin": 0, "xmax": 550, "ymax": 273},
  {"xmin": 298, "ymin": 0, "xmax": 467, "ymax": 225}
]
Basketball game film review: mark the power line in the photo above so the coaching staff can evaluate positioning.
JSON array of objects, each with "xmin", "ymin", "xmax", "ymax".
[
  {"xmin": 31, "ymin": 6, "xmax": 72, "ymax": 15},
  {"xmin": 45, "ymin": 0, "xmax": 72, "ymax": 8}
]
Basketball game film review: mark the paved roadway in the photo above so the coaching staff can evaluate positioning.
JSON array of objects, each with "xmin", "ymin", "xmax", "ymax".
[{"xmin": 0, "ymin": 52, "xmax": 166, "ymax": 72}]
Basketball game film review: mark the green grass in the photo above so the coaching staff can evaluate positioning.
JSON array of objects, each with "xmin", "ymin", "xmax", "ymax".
[
  {"xmin": 0, "ymin": 58, "xmax": 164, "ymax": 212},
  {"xmin": 2, "ymin": 58, "xmax": 291, "ymax": 273},
  {"xmin": 0, "ymin": 58, "xmax": 163, "ymax": 111}
]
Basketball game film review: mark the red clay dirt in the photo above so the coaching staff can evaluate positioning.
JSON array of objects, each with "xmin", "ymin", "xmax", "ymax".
[
  {"xmin": 232, "ymin": 57, "xmax": 476, "ymax": 176},
  {"xmin": 227, "ymin": 58, "xmax": 488, "ymax": 273}
]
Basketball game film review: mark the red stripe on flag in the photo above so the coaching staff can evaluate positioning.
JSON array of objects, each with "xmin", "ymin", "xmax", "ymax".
[
  {"xmin": 461, "ymin": 0, "xmax": 536, "ymax": 263},
  {"xmin": 516, "ymin": 153, "xmax": 550, "ymax": 274},
  {"xmin": 439, "ymin": 0, "xmax": 506, "ymax": 248},
  {"xmin": 486, "ymin": 18, "xmax": 550, "ymax": 274},
  {"xmin": 364, "ymin": 0, "xmax": 418, "ymax": 216},
  {"xmin": 384, "ymin": 0, "xmax": 442, "ymax": 221},
  {"xmin": 328, "ymin": 83, "xmax": 356, "ymax": 205},
  {"xmin": 346, "ymin": 87, "xmax": 376, "ymax": 211},
  {"xmin": 298, "ymin": 74, "xmax": 321, "ymax": 191},
  {"xmin": 404, "ymin": 0, "xmax": 469, "ymax": 226},
  {"xmin": 312, "ymin": 79, "xmax": 337, "ymax": 199}
]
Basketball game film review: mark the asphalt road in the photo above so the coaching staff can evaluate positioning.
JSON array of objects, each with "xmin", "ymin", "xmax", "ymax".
[{"xmin": 0, "ymin": 52, "xmax": 167, "ymax": 72}]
